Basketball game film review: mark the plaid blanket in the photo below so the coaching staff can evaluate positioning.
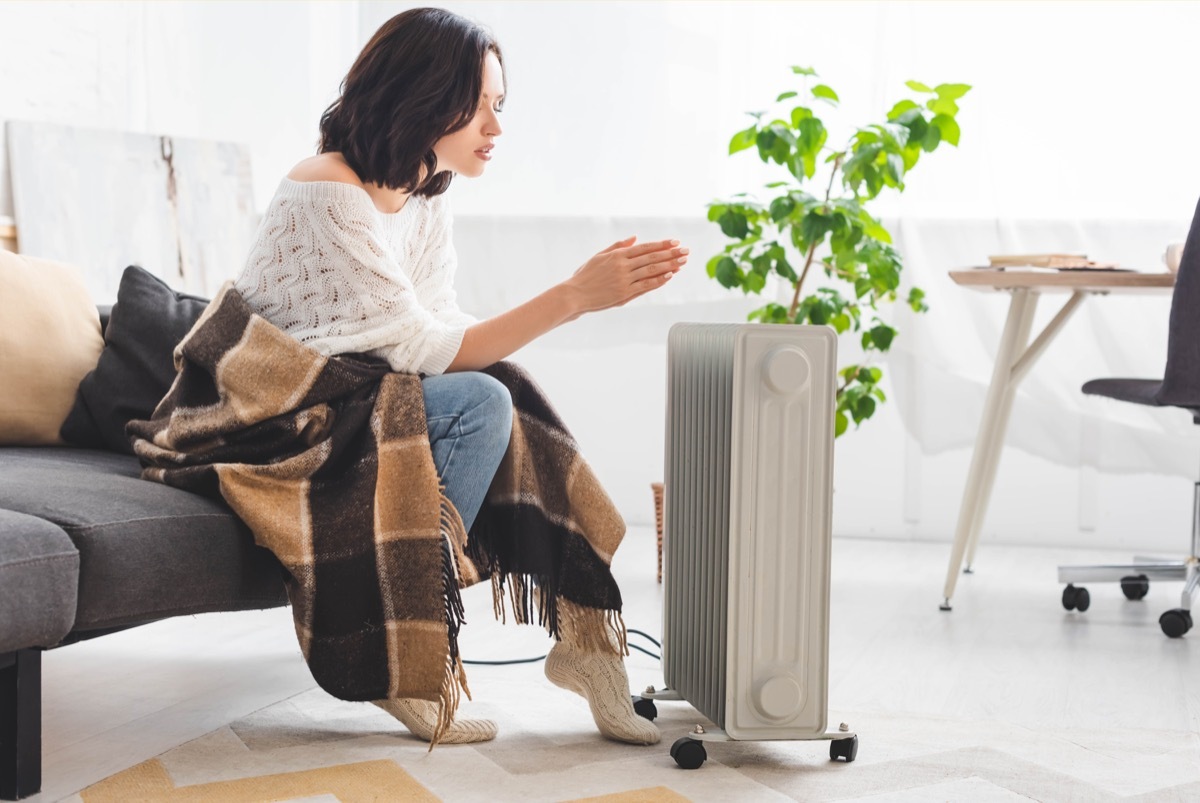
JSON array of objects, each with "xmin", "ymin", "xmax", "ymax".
[{"xmin": 126, "ymin": 282, "xmax": 629, "ymax": 746}]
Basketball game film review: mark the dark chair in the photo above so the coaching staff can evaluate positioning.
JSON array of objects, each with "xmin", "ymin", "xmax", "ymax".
[{"xmin": 1057, "ymin": 195, "xmax": 1200, "ymax": 637}]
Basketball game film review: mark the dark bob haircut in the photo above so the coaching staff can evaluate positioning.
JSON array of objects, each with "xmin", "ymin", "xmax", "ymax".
[{"xmin": 318, "ymin": 7, "xmax": 505, "ymax": 197}]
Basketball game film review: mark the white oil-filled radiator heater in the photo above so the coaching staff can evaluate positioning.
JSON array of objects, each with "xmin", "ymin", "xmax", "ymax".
[{"xmin": 634, "ymin": 322, "xmax": 857, "ymax": 769}]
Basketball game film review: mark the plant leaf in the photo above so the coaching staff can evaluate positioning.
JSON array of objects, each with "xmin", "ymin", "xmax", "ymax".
[
  {"xmin": 729, "ymin": 125, "xmax": 757, "ymax": 155},
  {"xmin": 718, "ymin": 209, "xmax": 750, "ymax": 239},
  {"xmin": 769, "ymin": 196, "xmax": 796, "ymax": 223},
  {"xmin": 705, "ymin": 253, "xmax": 724, "ymax": 278},
  {"xmin": 796, "ymin": 116, "xmax": 827, "ymax": 154},
  {"xmin": 802, "ymin": 152, "xmax": 817, "ymax": 179},
  {"xmin": 934, "ymin": 82, "xmax": 972, "ymax": 101},
  {"xmin": 868, "ymin": 323, "xmax": 896, "ymax": 351},
  {"xmin": 791, "ymin": 65, "xmax": 817, "ymax": 76},
  {"xmin": 907, "ymin": 286, "xmax": 929, "ymax": 312},
  {"xmin": 927, "ymin": 96, "xmax": 959, "ymax": 116},
  {"xmin": 776, "ymin": 90, "xmax": 798, "ymax": 102},
  {"xmin": 906, "ymin": 80, "xmax": 933, "ymax": 93},
  {"xmin": 921, "ymin": 123, "xmax": 942, "ymax": 152},
  {"xmin": 887, "ymin": 99, "xmax": 919, "ymax": 121},
  {"xmin": 744, "ymin": 268, "xmax": 767, "ymax": 294},
  {"xmin": 884, "ymin": 152, "xmax": 906, "ymax": 188},
  {"xmin": 715, "ymin": 257, "xmax": 742, "ymax": 288},
  {"xmin": 931, "ymin": 113, "xmax": 961, "ymax": 146},
  {"xmin": 855, "ymin": 395, "xmax": 876, "ymax": 421},
  {"xmin": 774, "ymin": 256, "xmax": 798, "ymax": 282},
  {"xmin": 812, "ymin": 84, "xmax": 840, "ymax": 103}
]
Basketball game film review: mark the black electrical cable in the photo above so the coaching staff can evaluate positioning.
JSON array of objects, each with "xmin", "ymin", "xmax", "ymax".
[
  {"xmin": 628, "ymin": 643, "xmax": 661, "ymax": 661},
  {"xmin": 462, "ymin": 655, "xmax": 547, "ymax": 666},
  {"xmin": 627, "ymin": 628, "xmax": 661, "ymax": 648}
]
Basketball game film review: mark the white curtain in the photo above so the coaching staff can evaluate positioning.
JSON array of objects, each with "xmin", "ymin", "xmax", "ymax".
[{"xmin": 886, "ymin": 217, "xmax": 1196, "ymax": 477}]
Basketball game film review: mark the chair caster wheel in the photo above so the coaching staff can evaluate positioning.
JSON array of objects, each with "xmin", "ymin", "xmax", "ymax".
[
  {"xmin": 631, "ymin": 695, "xmax": 657, "ymax": 721},
  {"xmin": 1062, "ymin": 584, "xmax": 1090, "ymax": 612},
  {"xmin": 1120, "ymin": 574, "xmax": 1150, "ymax": 600},
  {"xmin": 1159, "ymin": 608, "xmax": 1193, "ymax": 638},
  {"xmin": 670, "ymin": 736, "xmax": 706, "ymax": 769},
  {"xmin": 830, "ymin": 734, "xmax": 858, "ymax": 762}
]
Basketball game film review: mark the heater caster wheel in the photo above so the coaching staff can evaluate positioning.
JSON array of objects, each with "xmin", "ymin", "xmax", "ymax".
[
  {"xmin": 1159, "ymin": 608, "xmax": 1193, "ymax": 638},
  {"xmin": 1121, "ymin": 575, "xmax": 1150, "ymax": 600},
  {"xmin": 830, "ymin": 735, "xmax": 858, "ymax": 762},
  {"xmin": 670, "ymin": 737, "xmax": 707, "ymax": 769},
  {"xmin": 1062, "ymin": 584, "xmax": 1090, "ymax": 612},
  {"xmin": 632, "ymin": 695, "xmax": 657, "ymax": 721}
]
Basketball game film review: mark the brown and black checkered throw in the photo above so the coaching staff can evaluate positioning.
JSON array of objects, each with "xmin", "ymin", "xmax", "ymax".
[{"xmin": 126, "ymin": 282, "xmax": 629, "ymax": 747}]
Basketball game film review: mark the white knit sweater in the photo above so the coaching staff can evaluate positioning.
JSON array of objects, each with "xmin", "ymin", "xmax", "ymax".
[{"xmin": 233, "ymin": 178, "xmax": 478, "ymax": 376}]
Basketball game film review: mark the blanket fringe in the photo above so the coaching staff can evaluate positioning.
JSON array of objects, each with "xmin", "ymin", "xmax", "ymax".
[
  {"xmin": 491, "ymin": 572, "xmax": 505, "ymax": 623},
  {"xmin": 555, "ymin": 595, "xmax": 629, "ymax": 657},
  {"xmin": 428, "ymin": 490, "xmax": 473, "ymax": 752},
  {"xmin": 428, "ymin": 653, "xmax": 468, "ymax": 752},
  {"xmin": 485, "ymin": 571, "xmax": 627, "ymax": 658}
]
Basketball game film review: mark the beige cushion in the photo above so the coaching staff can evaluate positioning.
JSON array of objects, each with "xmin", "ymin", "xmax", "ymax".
[{"xmin": 0, "ymin": 250, "xmax": 103, "ymax": 445}]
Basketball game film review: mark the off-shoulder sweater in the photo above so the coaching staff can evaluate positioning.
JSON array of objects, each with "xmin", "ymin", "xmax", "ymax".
[{"xmin": 232, "ymin": 178, "xmax": 478, "ymax": 376}]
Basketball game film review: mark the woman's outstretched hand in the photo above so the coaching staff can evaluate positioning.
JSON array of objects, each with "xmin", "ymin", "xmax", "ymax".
[
  {"xmin": 446, "ymin": 236, "xmax": 687, "ymax": 372},
  {"xmin": 560, "ymin": 236, "xmax": 688, "ymax": 322}
]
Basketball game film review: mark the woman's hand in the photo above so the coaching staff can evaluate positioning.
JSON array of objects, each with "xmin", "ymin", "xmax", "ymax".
[
  {"xmin": 449, "ymin": 235, "xmax": 687, "ymax": 371},
  {"xmin": 561, "ymin": 236, "xmax": 688, "ymax": 322}
]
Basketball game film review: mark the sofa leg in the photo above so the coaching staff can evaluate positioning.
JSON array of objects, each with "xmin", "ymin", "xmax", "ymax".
[{"xmin": 0, "ymin": 650, "xmax": 41, "ymax": 800}]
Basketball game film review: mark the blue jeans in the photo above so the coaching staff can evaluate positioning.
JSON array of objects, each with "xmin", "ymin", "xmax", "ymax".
[{"xmin": 421, "ymin": 371, "xmax": 513, "ymax": 533}]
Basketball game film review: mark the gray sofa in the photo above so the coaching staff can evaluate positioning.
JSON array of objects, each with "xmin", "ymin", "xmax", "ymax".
[{"xmin": 0, "ymin": 307, "xmax": 289, "ymax": 800}]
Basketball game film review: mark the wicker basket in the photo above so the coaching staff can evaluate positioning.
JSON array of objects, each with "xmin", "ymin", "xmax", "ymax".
[{"xmin": 651, "ymin": 481, "xmax": 664, "ymax": 583}]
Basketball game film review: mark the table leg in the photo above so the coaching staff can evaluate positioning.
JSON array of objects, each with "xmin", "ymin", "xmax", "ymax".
[
  {"xmin": 962, "ymin": 298, "xmax": 1040, "ymax": 570},
  {"xmin": 941, "ymin": 289, "xmax": 1038, "ymax": 610},
  {"xmin": 962, "ymin": 291, "xmax": 1086, "ymax": 570}
]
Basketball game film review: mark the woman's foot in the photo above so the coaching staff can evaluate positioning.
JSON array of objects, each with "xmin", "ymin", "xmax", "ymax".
[
  {"xmin": 373, "ymin": 698, "xmax": 498, "ymax": 744},
  {"xmin": 543, "ymin": 640, "xmax": 661, "ymax": 745}
]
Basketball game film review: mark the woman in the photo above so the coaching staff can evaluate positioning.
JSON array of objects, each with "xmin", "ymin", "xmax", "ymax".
[{"xmin": 232, "ymin": 8, "xmax": 687, "ymax": 746}]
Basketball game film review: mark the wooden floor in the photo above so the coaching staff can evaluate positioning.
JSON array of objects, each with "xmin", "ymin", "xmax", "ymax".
[{"xmin": 28, "ymin": 528, "xmax": 1200, "ymax": 801}]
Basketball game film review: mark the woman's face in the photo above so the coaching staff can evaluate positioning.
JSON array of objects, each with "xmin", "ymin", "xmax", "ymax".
[{"xmin": 433, "ymin": 51, "xmax": 504, "ymax": 179}]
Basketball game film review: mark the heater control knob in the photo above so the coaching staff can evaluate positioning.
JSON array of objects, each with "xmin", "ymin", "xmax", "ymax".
[
  {"xmin": 764, "ymin": 346, "xmax": 810, "ymax": 396},
  {"xmin": 754, "ymin": 674, "xmax": 803, "ymax": 720}
]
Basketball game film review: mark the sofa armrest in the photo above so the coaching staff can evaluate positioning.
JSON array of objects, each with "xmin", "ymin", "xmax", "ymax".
[{"xmin": 0, "ymin": 510, "xmax": 79, "ymax": 654}]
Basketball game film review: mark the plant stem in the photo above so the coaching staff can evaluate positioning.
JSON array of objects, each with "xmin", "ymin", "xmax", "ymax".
[
  {"xmin": 788, "ymin": 153, "xmax": 844, "ymax": 321},
  {"xmin": 788, "ymin": 241, "xmax": 818, "ymax": 320},
  {"xmin": 837, "ymin": 367, "xmax": 862, "ymax": 395}
]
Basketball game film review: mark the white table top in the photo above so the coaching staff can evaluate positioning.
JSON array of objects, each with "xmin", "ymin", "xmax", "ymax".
[{"xmin": 950, "ymin": 268, "xmax": 1176, "ymax": 294}]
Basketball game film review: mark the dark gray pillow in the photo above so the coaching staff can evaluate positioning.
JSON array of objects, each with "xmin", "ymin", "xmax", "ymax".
[{"xmin": 59, "ymin": 266, "xmax": 210, "ymax": 454}]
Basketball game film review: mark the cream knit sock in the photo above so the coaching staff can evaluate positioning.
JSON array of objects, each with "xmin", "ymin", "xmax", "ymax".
[
  {"xmin": 372, "ymin": 698, "xmax": 498, "ymax": 744},
  {"xmin": 543, "ymin": 640, "xmax": 662, "ymax": 745}
]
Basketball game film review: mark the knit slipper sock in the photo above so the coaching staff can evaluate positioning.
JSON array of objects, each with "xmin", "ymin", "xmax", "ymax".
[
  {"xmin": 372, "ymin": 698, "xmax": 498, "ymax": 744},
  {"xmin": 544, "ymin": 640, "xmax": 662, "ymax": 745}
]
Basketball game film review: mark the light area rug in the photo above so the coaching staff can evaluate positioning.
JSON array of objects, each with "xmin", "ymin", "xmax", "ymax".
[
  {"xmin": 55, "ymin": 535, "xmax": 1200, "ymax": 802},
  {"xmin": 67, "ymin": 673, "xmax": 1200, "ymax": 802}
]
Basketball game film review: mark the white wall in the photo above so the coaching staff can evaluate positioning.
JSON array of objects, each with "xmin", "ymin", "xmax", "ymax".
[
  {"xmin": 0, "ymin": 0, "xmax": 358, "ymax": 222},
  {"xmin": 361, "ymin": 0, "xmax": 1200, "ymax": 220},
  {"xmin": 3, "ymin": 1, "xmax": 1198, "ymax": 563}
]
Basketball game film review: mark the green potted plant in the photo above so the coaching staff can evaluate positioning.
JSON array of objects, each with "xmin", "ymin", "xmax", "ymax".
[{"xmin": 706, "ymin": 67, "xmax": 970, "ymax": 436}]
